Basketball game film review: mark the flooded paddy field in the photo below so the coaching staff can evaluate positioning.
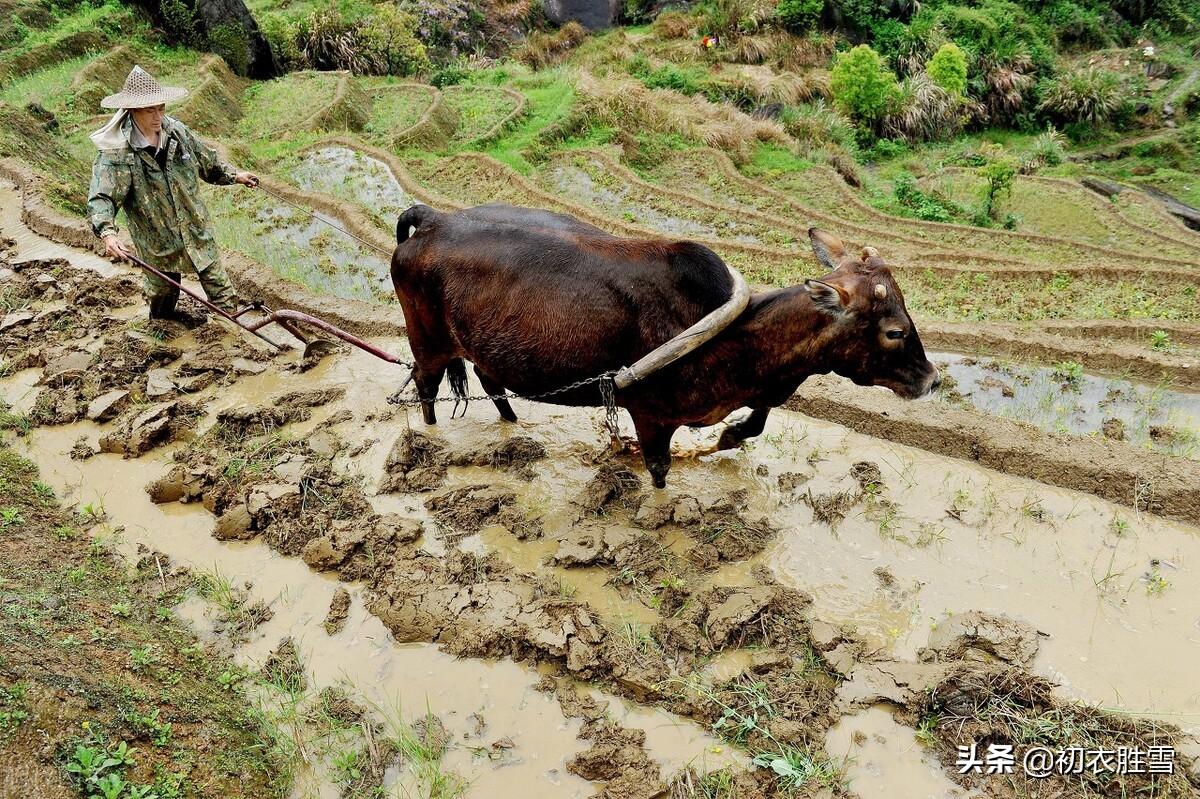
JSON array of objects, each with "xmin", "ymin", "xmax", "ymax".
[{"xmin": 933, "ymin": 351, "xmax": 1200, "ymax": 458}]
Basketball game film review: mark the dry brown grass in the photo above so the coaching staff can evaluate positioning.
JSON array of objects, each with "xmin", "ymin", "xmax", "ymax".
[
  {"xmin": 574, "ymin": 72, "xmax": 791, "ymax": 162},
  {"xmin": 652, "ymin": 10, "xmax": 696, "ymax": 39},
  {"xmin": 882, "ymin": 74, "xmax": 965, "ymax": 142},
  {"xmin": 516, "ymin": 20, "xmax": 588, "ymax": 69}
]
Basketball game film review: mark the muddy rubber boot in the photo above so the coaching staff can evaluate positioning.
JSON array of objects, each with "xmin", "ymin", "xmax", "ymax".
[{"xmin": 147, "ymin": 272, "xmax": 182, "ymax": 321}]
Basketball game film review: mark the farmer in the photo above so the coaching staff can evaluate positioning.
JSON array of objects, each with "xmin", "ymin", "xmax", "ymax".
[{"xmin": 87, "ymin": 65, "xmax": 259, "ymax": 322}]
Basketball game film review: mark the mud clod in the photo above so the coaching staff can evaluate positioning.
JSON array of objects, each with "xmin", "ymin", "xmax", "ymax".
[
  {"xmin": 261, "ymin": 637, "xmax": 307, "ymax": 691},
  {"xmin": 577, "ymin": 463, "xmax": 643, "ymax": 515},
  {"xmin": 324, "ymin": 587, "xmax": 352, "ymax": 635},
  {"xmin": 98, "ymin": 400, "xmax": 204, "ymax": 456},
  {"xmin": 426, "ymin": 484, "xmax": 516, "ymax": 535},
  {"xmin": 1102, "ymin": 417, "xmax": 1127, "ymax": 440},
  {"xmin": 920, "ymin": 610, "xmax": 1042, "ymax": 668},
  {"xmin": 445, "ymin": 435, "xmax": 546, "ymax": 477},
  {"xmin": 380, "ymin": 429, "xmax": 447, "ymax": 493}
]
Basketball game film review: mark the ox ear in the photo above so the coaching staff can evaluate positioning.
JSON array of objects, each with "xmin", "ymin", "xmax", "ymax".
[
  {"xmin": 809, "ymin": 228, "xmax": 846, "ymax": 271},
  {"xmin": 804, "ymin": 279, "xmax": 849, "ymax": 315}
]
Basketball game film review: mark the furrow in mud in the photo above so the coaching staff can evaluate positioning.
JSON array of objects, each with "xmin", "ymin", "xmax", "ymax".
[{"xmin": 786, "ymin": 374, "xmax": 1200, "ymax": 525}]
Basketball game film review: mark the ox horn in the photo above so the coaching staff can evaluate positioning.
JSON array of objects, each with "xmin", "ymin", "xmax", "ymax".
[
  {"xmin": 874, "ymin": 283, "xmax": 887, "ymax": 300},
  {"xmin": 861, "ymin": 246, "xmax": 879, "ymax": 259}
]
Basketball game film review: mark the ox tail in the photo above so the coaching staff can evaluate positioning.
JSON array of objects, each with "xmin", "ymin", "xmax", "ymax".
[
  {"xmin": 447, "ymin": 358, "xmax": 469, "ymax": 418},
  {"xmin": 396, "ymin": 204, "xmax": 436, "ymax": 245}
]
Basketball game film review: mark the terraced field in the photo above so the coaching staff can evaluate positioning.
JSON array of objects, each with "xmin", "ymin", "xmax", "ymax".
[{"xmin": 2, "ymin": 16, "xmax": 1199, "ymax": 799}]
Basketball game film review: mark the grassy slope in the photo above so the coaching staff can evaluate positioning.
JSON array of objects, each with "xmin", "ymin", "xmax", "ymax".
[{"xmin": 0, "ymin": 442, "xmax": 290, "ymax": 799}]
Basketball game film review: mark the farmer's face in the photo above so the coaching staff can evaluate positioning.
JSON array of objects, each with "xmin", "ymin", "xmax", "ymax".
[{"xmin": 131, "ymin": 104, "xmax": 165, "ymax": 135}]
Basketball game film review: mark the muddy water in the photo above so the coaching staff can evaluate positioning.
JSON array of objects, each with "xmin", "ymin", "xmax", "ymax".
[
  {"xmin": 206, "ymin": 187, "xmax": 392, "ymax": 305},
  {"xmin": 287, "ymin": 146, "xmax": 415, "ymax": 223},
  {"xmin": 825, "ymin": 706, "xmax": 973, "ymax": 798},
  {"xmin": 0, "ymin": 182, "xmax": 116, "ymax": 275},
  {"xmin": 0, "ymin": 350, "xmax": 738, "ymax": 798},
  {"xmin": 209, "ymin": 343, "xmax": 1200, "ymax": 738},
  {"xmin": 298, "ymin": 354, "xmax": 1200, "ymax": 738},
  {"xmin": 933, "ymin": 351, "xmax": 1200, "ymax": 458}
]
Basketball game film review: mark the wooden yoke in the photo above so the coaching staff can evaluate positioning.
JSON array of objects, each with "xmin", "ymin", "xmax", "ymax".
[{"xmin": 613, "ymin": 266, "xmax": 750, "ymax": 390}]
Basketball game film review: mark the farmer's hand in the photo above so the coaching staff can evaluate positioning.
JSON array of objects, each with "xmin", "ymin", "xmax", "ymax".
[
  {"xmin": 102, "ymin": 234, "xmax": 133, "ymax": 262},
  {"xmin": 234, "ymin": 171, "xmax": 259, "ymax": 188}
]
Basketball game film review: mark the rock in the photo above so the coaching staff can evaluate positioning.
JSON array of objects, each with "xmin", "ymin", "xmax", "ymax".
[
  {"xmin": 85, "ymin": 389, "xmax": 129, "ymax": 422},
  {"xmin": 0, "ymin": 310, "xmax": 34, "ymax": 331},
  {"xmin": 920, "ymin": 610, "xmax": 1041, "ymax": 668},
  {"xmin": 213, "ymin": 503, "xmax": 254, "ymax": 540},
  {"xmin": 191, "ymin": 0, "xmax": 280, "ymax": 78},
  {"xmin": 324, "ymin": 587, "xmax": 351, "ymax": 635},
  {"xmin": 543, "ymin": 0, "xmax": 619, "ymax": 29},
  {"xmin": 146, "ymin": 368, "xmax": 176, "ymax": 398},
  {"xmin": 232, "ymin": 357, "xmax": 267, "ymax": 376},
  {"xmin": 671, "ymin": 495, "xmax": 702, "ymax": 526}
]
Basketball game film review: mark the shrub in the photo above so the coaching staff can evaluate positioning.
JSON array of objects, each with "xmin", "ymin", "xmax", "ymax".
[
  {"xmin": 1042, "ymin": 1, "xmax": 1114, "ymax": 49},
  {"xmin": 776, "ymin": 0, "xmax": 823, "ymax": 31},
  {"xmin": 1037, "ymin": 67, "xmax": 1130, "ymax": 125},
  {"xmin": 652, "ymin": 11, "xmax": 696, "ymax": 39},
  {"xmin": 288, "ymin": 6, "xmax": 429, "ymax": 76},
  {"xmin": 977, "ymin": 145, "xmax": 1017, "ymax": 222},
  {"xmin": 359, "ymin": 5, "xmax": 430, "ymax": 75},
  {"xmin": 517, "ymin": 20, "xmax": 587, "ymax": 69},
  {"xmin": 400, "ymin": 0, "xmax": 485, "ymax": 60},
  {"xmin": 1020, "ymin": 126, "xmax": 1065, "ymax": 171},
  {"xmin": 208, "ymin": 23, "xmax": 251, "ymax": 76},
  {"xmin": 829, "ymin": 44, "xmax": 900, "ymax": 125},
  {"xmin": 893, "ymin": 171, "xmax": 963, "ymax": 221},
  {"xmin": 779, "ymin": 100, "xmax": 857, "ymax": 151},
  {"xmin": 926, "ymin": 42, "xmax": 967, "ymax": 95},
  {"xmin": 882, "ymin": 73, "xmax": 964, "ymax": 141}
]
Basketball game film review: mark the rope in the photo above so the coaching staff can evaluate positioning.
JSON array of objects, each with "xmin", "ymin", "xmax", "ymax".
[{"xmin": 255, "ymin": 184, "xmax": 393, "ymax": 256}]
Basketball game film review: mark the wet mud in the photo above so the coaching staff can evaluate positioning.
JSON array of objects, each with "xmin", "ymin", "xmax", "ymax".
[{"xmin": 2, "ymin": 167, "xmax": 1199, "ymax": 799}]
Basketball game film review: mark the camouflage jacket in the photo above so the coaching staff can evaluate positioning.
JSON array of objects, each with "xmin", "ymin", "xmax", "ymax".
[{"xmin": 87, "ymin": 115, "xmax": 236, "ymax": 270}]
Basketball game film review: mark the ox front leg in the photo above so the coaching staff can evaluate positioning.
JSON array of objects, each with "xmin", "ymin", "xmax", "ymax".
[
  {"xmin": 414, "ymin": 365, "xmax": 447, "ymax": 425},
  {"xmin": 474, "ymin": 365, "xmax": 518, "ymax": 423},
  {"xmin": 633, "ymin": 415, "xmax": 677, "ymax": 489}
]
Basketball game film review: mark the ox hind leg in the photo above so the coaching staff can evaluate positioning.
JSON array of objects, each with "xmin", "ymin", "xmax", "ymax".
[
  {"xmin": 632, "ymin": 414, "xmax": 678, "ymax": 489},
  {"xmin": 716, "ymin": 406, "xmax": 771, "ymax": 450},
  {"xmin": 473, "ymin": 365, "xmax": 517, "ymax": 422}
]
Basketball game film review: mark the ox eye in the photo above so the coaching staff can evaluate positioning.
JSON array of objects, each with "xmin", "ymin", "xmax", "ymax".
[{"xmin": 885, "ymin": 329, "xmax": 905, "ymax": 340}]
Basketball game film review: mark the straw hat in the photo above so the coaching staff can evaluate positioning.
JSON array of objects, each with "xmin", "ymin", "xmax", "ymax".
[{"xmin": 100, "ymin": 65, "xmax": 188, "ymax": 109}]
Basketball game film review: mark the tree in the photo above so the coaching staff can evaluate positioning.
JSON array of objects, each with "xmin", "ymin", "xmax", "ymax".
[
  {"xmin": 776, "ymin": 0, "xmax": 824, "ymax": 31},
  {"xmin": 926, "ymin": 42, "xmax": 968, "ymax": 96},
  {"xmin": 830, "ymin": 44, "xmax": 900, "ymax": 125}
]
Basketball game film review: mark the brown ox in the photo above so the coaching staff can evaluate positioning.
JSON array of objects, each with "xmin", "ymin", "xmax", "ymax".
[{"xmin": 391, "ymin": 203, "xmax": 938, "ymax": 487}]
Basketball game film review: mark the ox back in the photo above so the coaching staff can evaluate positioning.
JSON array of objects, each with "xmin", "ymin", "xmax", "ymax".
[{"xmin": 391, "ymin": 203, "xmax": 734, "ymax": 402}]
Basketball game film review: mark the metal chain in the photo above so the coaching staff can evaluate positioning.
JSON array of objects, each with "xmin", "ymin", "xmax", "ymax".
[{"xmin": 388, "ymin": 370, "xmax": 618, "ymax": 407}]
